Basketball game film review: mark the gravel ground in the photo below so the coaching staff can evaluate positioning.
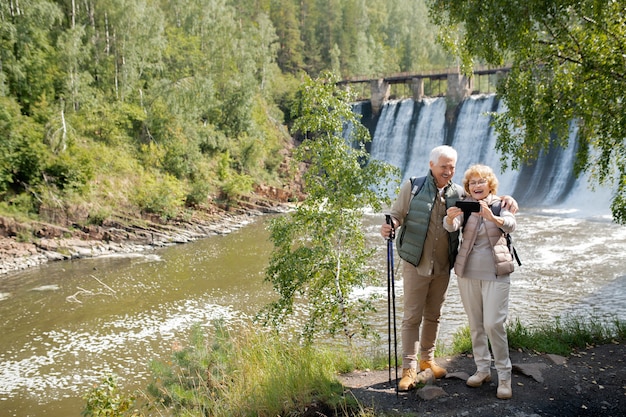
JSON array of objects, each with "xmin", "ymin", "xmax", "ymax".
[{"xmin": 338, "ymin": 342, "xmax": 626, "ymax": 417}]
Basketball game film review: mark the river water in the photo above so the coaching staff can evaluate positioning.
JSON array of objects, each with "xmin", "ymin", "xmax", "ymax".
[{"xmin": 1, "ymin": 208, "xmax": 625, "ymax": 416}]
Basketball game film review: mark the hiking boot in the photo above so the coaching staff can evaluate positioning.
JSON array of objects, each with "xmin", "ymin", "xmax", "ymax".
[
  {"xmin": 398, "ymin": 368, "xmax": 418, "ymax": 391},
  {"xmin": 419, "ymin": 360, "xmax": 447, "ymax": 379},
  {"xmin": 466, "ymin": 371, "xmax": 492, "ymax": 387},
  {"xmin": 497, "ymin": 379, "xmax": 512, "ymax": 399}
]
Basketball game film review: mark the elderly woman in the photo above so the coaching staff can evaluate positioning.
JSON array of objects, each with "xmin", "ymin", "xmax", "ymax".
[{"xmin": 443, "ymin": 164, "xmax": 517, "ymax": 400}]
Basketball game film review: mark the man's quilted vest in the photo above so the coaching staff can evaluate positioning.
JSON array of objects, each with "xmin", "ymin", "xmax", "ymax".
[{"xmin": 396, "ymin": 175, "xmax": 462, "ymax": 267}]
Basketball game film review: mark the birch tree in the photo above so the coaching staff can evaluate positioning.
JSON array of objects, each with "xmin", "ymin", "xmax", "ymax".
[{"xmin": 259, "ymin": 72, "xmax": 398, "ymax": 346}]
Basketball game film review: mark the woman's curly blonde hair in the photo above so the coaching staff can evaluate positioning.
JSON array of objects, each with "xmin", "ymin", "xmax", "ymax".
[{"xmin": 463, "ymin": 164, "xmax": 499, "ymax": 195}]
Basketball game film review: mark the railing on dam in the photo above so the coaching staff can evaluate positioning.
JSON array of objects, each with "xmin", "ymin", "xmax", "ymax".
[{"xmin": 338, "ymin": 66, "xmax": 511, "ymax": 114}]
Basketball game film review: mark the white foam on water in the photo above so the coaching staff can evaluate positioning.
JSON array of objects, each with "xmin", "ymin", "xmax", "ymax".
[
  {"xmin": 96, "ymin": 252, "xmax": 163, "ymax": 262},
  {"xmin": 0, "ymin": 297, "xmax": 244, "ymax": 400},
  {"xmin": 30, "ymin": 285, "xmax": 61, "ymax": 292}
]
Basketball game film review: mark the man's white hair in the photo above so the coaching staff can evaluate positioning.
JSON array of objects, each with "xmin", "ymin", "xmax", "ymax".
[{"xmin": 429, "ymin": 145, "xmax": 457, "ymax": 164}]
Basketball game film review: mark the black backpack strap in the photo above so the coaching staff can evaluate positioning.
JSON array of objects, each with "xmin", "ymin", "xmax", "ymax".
[
  {"xmin": 410, "ymin": 176, "xmax": 427, "ymax": 198},
  {"xmin": 406, "ymin": 176, "xmax": 427, "ymax": 215}
]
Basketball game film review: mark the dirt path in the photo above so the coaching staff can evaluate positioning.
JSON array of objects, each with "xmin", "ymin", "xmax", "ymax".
[{"xmin": 338, "ymin": 343, "xmax": 625, "ymax": 416}]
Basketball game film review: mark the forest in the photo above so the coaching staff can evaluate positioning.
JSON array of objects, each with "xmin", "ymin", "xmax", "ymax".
[
  {"xmin": 4, "ymin": 0, "xmax": 626, "ymax": 228},
  {"xmin": 0, "ymin": 0, "xmax": 453, "ymax": 230}
]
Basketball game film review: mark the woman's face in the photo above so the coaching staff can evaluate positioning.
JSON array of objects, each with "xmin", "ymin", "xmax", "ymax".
[{"xmin": 468, "ymin": 176, "xmax": 489, "ymax": 200}]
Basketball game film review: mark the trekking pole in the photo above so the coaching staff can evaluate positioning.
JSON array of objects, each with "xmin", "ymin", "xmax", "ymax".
[
  {"xmin": 385, "ymin": 215, "xmax": 398, "ymax": 393},
  {"xmin": 386, "ymin": 217, "xmax": 392, "ymax": 384}
]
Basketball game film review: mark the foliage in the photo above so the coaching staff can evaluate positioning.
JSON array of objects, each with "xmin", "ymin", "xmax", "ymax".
[
  {"xmin": 82, "ymin": 374, "xmax": 142, "ymax": 417},
  {"xmin": 44, "ymin": 145, "xmax": 95, "ymax": 192},
  {"xmin": 0, "ymin": 97, "xmax": 47, "ymax": 195},
  {"xmin": 221, "ymin": 171, "xmax": 254, "ymax": 201},
  {"xmin": 259, "ymin": 72, "xmax": 399, "ymax": 345},
  {"xmin": 449, "ymin": 314, "xmax": 626, "ymax": 357},
  {"xmin": 270, "ymin": 0, "xmax": 453, "ymax": 77},
  {"xmin": 0, "ymin": 0, "xmax": 456, "ymax": 227},
  {"xmin": 146, "ymin": 321, "xmax": 349, "ymax": 416},
  {"xmin": 428, "ymin": 0, "xmax": 626, "ymax": 223},
  {"xmin": 506, "ymin": 314, "xmax": 626, "ymax": 356},
  {"xmin": 131, "ymin": 172, "xmax": 186, "ymax": 221}
]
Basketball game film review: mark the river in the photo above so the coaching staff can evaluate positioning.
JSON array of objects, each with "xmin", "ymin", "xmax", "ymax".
[{"xmin": 1, "ymin": 208, "xmax": 625, "ymax": 416}]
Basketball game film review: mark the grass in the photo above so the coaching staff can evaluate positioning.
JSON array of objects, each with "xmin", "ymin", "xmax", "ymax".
[
  {"xmin": 83, "ymin": 314, "xmax": 625, "ymax": 417},
  {"xmin": 505, "ymin": 314, "xmax": 626, "ymax": 356},
  {"xmin": 140, "ymin": 321, "xmax": 380, "ymax": 416},
  {"xmin": 447, "ymin": 313, "xmax": 626, "ymax": 357}
]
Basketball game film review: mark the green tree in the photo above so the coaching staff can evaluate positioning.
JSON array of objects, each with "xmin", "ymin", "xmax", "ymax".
[
  {"xmin": 56, "ymin": 25, "xmax": 95, "ymax": 112},
  {"xmin": 428, "ymin": 0, "xmax": 626, "ymax": 223},
  {"xmin": 0, "ymin": 97, "xmax": 47, "ymax": 195},
  {"xmin": 0, "ymin": 0, "xmax": 63, "ymax": 114},
  {"xmin": 259, "ymin": 72, "xmax": 398, "ymax": 345},
  {"xmin": 270, "ymin": 0, "xmax": 304, "ymax": 74},
  {"xmin": 386, "ymin": 0, "xmax": 453, "ymax": 72},
  {"xmin": 103, "ymin": 0, "xmax": 166, "ymax": 102}
]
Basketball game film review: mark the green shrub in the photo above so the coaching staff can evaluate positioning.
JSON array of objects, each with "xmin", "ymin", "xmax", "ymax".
[
  {"xmin": 44, "ymin": 146, "xmax": 95, "ymax": 193},
  {"xmin": 88, "ymin": 206, "xmax": 113, "ymax": 226},
  {"xmin": 0, "ymin": 193, "xmax": 39, "ymax": 219},
  {"xmin": 131, "ymin": 173, "xmax": 185, "ymax": 220},
  {"xmin": 0, "ymin": 97, "xmax": 48, "ymax": 194},
  {"xmin": 221, "ymin": 172, "xmax": 254, "ymax": 201},
  {"xmin": 82, "ymin": 374, "xmax": 141, "ymax": 417},
  {"xmin": 186, "ymin": 180, "xmax": 212, "ymax": 207}
]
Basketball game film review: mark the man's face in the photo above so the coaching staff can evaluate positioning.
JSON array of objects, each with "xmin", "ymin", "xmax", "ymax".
[{"xmin": 429, "ymin": 156, "xmax": 456, "ymax": 188}]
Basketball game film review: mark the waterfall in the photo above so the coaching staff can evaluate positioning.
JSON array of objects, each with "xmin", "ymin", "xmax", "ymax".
[{"xmin": 360, "ymin": 94, "xmax": 613, "ymax": 216}]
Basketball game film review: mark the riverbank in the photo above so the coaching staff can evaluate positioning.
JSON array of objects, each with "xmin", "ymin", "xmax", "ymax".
[
  {"xmin": 0, "ymin": 196, "xmax": 294, "ymax": 276},
  {"xmin": 338, "ymin": 342, "xmax": 626, "ymax": 417}
]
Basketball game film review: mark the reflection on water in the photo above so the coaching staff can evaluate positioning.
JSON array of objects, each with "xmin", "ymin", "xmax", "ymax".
[{"xmin": 0, "ymin": 210, "xmax": 625, "ymax": 416}]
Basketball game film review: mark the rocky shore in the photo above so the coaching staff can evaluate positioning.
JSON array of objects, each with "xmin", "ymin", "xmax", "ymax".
[
  {"xmin": 0, "ymin": 201, "xmax": 293, "ymax": 276},
  {"xmin": 339, "ymin": 342, "xmax": 626, "ymax": 416}
]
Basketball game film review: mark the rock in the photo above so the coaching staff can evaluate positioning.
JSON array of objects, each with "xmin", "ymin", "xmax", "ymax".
[
  {"xmin": 546, "ymin": 353, "xmax": 568, "ymax": 365},
  {"xmin": 512, "ymin": 362, "xmax": 548, "ymax": 383},
  {"xmin": 416, "ymin": 368, "xmax": 435, "ymax": 385},
  {"xmin": 416, "ymin": 385, "xmax": 448, "ymax": 400},
  {"xmin": 44, "ymin": 251, "xmax": 67, "ymax": 262},
  {"xmin": 446, "ymin": 371, "xmax": 471, "ymax": 381}
]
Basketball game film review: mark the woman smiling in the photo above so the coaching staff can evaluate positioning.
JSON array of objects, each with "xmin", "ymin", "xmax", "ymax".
[{"xmin": 443, "ymin": 164, "xmax": 517, "ymax": 400}]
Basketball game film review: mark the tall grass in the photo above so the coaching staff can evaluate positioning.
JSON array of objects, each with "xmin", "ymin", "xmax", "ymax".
[
  {"xmin": 145, "ymin": 321, "xmax": 374, "ymax": 416},
  {"xmin": 447, "ymin": 314, "xmax": 626, "ymax": 357},
  {"xmin": 505, "ymin": 314, "xmax": 626, "ymax": 356}
]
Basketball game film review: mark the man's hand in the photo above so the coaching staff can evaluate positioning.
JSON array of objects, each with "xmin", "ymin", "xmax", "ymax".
[
  {"xmin": 381, "ymin": 215, "xmax": 397, "ymax": 239},
  {"xmin": 500, "ymin": 195, "xmax": 519, "ymax": 214}
]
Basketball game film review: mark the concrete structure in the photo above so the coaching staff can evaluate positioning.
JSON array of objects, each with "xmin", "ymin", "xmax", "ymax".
[
  {"xmin": 370, "ymin": 79, "xmax": 391, "ymax": 115},
  {"xmin": 338, "ymin": 67, "xmax": 511, "ymax": 115}
]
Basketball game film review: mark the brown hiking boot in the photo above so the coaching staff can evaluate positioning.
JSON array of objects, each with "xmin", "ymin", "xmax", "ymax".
[
  {"xmin": 419, "ymin": 360, "xmax": 447, "ymax": 379},
  {"xmin": 398, "ymin": 368, "xmax": 418, "ymax": 391}
]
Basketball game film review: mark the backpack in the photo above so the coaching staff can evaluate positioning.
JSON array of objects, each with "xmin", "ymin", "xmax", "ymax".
[
  {"xmin": 490, "ymin": 201, "xmax": 522, "ymax": 266},
  {"xmin": 402, "ymin": 176, "xmax": 427, "ymax": 215}
]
